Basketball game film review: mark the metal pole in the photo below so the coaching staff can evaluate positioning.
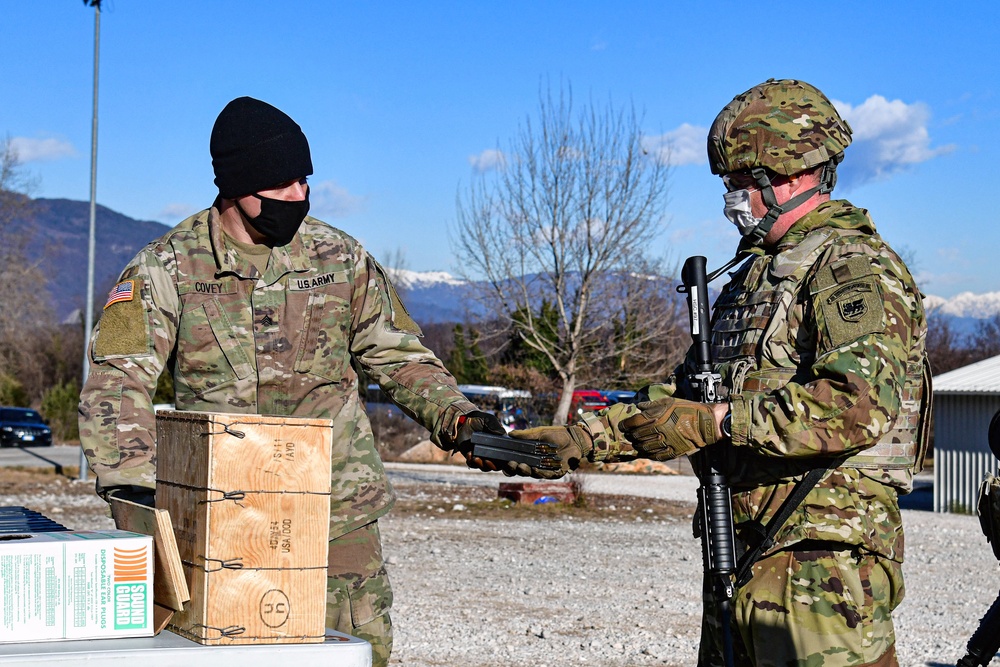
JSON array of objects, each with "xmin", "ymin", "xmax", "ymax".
[{"xmin": 79, "ymin": 4, "xmax": 100, "ymax": 482}]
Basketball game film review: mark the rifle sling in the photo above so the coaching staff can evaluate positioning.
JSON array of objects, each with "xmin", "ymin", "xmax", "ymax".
[{"xmin": 733, "ymin": 463, "xmax": 836, "ymax": 588}]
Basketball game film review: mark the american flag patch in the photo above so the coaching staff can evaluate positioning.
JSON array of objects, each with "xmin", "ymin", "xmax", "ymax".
[{"xmin": 104, "ymin": 280, "xmax": 135, "ymax": 309}]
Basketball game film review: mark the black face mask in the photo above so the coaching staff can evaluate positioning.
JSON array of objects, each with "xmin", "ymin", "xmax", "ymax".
[{"xmin": 236, "ymin": 190, "xmax": 310, "ymax": 246}]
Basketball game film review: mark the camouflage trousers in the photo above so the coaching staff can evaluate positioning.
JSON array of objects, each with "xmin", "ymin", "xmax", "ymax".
[
  {"xmin": 326, "ymin": 521, "xmax": 393, "ymax": 667},
  {"xmin": 698, "ymin": 545, "xmax": 903, "ymax": 667}
]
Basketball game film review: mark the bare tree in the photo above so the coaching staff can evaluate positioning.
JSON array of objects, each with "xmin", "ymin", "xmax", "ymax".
[
  {"xmin": 925, "ymin": 305, "xmax": 974, "ymax": 374},
  {"xmin": 970, "ymin": 313, "xmax": 1000, "ymax": 360},
  {"xmin": 0, "ymin": 135, "xmax": 39, "ymax": 248},
  {"xmin": 454, "ymin": 84, "xmax": 675, "ymax": 424},
  {"xmin": 587, "ymin": 257, "xmax": 689, "ymax": 389},
  {"xmin": 379, "ymin": 246, "xmax": 409, "ymax": 289},
  {"xmin": 0, "ymin": 136, "xmax": 56, "ymax": 400}
]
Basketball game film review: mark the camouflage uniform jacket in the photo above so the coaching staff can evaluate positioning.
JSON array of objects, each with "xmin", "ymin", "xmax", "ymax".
[
  {"xmin": 581, "ymin": 200, "xmax": 928, "ymax": 561},
  {"xmin": 79, "ymin": 205, "xmax": 476, "ymax": 539}
]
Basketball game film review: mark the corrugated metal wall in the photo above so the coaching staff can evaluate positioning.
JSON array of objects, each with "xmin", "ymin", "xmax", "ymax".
[{"xmin": 933, "ymin": 394, "xmax": 1000, "ymax": 513}]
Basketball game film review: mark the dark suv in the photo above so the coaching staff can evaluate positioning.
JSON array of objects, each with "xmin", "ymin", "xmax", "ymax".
[{"xmin": 0, "ymin": 407, "xmax": 53, "ymax": 447}]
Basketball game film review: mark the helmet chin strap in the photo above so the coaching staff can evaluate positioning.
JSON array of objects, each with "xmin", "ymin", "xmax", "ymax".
[{"xmin": 744, "ymin": 163, "xmax": 837, "ymax": 245}]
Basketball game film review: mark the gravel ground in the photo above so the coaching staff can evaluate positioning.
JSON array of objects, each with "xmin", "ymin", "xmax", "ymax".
[
  {"xmin": 1, "ymin": 465, "xmax": 998, "ymax": 666},
  {"xmin": 383, "ymin": 471, "xmax": 1000, "ymax": 667}
]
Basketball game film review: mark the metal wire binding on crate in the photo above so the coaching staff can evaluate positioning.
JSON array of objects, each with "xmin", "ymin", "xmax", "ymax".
[
  {"xmin": 179, "ymin": 624, "xmax": 329, "ymax": 643},
  {"xmin": 189, "ymin": 624, "xmax": 246, "ymax": 638},
  {"xmin": 154, "ymin": 479, "xmax": 332, "ymax": 505},
  {"xmin": 201, "ymin": 422, "xmax": 246, "ymax": 438}
]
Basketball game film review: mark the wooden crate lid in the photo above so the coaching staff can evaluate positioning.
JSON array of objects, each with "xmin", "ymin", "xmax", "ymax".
[
  {"xmin": 110, "ymin": 497, "xmax": 190, "ymax": 620},
  {"xmin": 156, "ymin": 410, "xmax": 333, "ymax": 493}
]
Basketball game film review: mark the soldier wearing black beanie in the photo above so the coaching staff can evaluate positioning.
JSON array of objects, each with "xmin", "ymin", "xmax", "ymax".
[
  {"xmin": 82, "ymin": 94, "xmax": 503, "ymax": 667},
  {"xmin": 210, "ymin": 96, "xmax": 313, "ymax": 199}
]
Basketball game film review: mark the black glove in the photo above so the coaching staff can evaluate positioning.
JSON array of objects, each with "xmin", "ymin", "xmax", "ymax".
[{"xmin": 454, "ymin": 410, "xmax": 506, "ymax": 471}]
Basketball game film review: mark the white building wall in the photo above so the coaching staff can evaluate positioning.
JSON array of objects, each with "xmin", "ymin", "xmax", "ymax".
[{"xmin": 933, "ymin": 393, "xmax": 1000, "ymax": 513}]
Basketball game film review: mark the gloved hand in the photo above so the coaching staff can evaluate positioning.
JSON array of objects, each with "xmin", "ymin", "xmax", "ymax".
[
  {"xmin": 504, "ymin": 425, "xmax": 593, "ymax": 479},
  {"xmin": 620, "ymin": 397, "xmax": 719, "ymax": 461},
  {"xmin": 453, "ymin": 410, "xmax": 506, "ymax": 472}
]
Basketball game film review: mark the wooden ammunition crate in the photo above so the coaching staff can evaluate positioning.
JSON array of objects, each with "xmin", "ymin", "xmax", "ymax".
[{"xmin": 155, "ymin": 410, "xmax": 333, "ymax": 645}]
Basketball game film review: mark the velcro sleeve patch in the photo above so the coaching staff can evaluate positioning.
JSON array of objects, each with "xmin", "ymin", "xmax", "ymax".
[
  {"xmin": 811, "ymin": 256, "xmax": 885, "ymax": 350},
  {"xmin": 94, "ymin": 278, "xmax": 152, "ymax": 358},
  {"xmin": 371, "ymin": 259, "xmax": 422, "ymax": 336}
]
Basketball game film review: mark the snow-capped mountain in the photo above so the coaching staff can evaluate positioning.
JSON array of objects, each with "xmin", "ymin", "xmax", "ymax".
[
  {"xmin": 384, "ymin": 268, "xmax": 467, "ymax": 290},
  {"xmin": 16, "ymin": 190, "xmax": 998, "ymax": 333},
  {"xmin": 388, "ymin": 269, "xmax": 1000, "ymax": 333},
  {"xmin": 924, "ymin": 292, "xmax": 1000, "ymax": 318},
  {"xmin": 384, "ymin": 269, "xmax": 480, "ymax": 324}
]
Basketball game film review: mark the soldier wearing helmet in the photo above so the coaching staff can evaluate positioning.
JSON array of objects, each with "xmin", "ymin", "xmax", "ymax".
[
  {"xmin": 710, "ymin": 79, "xmax": 853, "ymax": 247},
  {"xmin": 508, "ymin": 79, "xmax": 930, "ymax": 667}
]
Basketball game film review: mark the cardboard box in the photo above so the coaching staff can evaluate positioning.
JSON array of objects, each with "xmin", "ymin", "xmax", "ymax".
[
  {"xmin": 155, "ymin": 410, "xmax": 333, "ymax": 645},
  {"xmin": 0, "ymin": 530, "xmax": 154, "ymax": 643},
  {"xmin": 110, "ymin": 497, "xmax": 191, "ymax": 633}
]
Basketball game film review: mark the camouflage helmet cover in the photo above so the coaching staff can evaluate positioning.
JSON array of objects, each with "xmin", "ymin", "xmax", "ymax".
[{"xmin": 708, "ymin": 79, "xmax": 853, "ymax": 176}]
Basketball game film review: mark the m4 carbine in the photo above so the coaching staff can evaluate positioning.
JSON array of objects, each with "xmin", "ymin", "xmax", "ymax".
[{"xmin": 678, "ymin": 255, "xmax": 737, "ymax": 667}]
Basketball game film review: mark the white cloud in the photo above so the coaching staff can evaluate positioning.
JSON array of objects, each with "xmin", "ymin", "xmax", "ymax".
[
  {"xmin": 468, "ymin": 148, "xmax": 505, "ymax": 173},
  {"xmin": 310, "ymin": 180, "xmax": 365, "ymax": 218},
  {"xmin": 935, "ymin": 246, "xmax": 965, "ymax": 263},
  {"xmin": 642, "ymin": 123, "xmax": 707, "ymax": 166},
  {"xmin": 157, "ymin": 203, "xmax": 198, "ymax": 221},
  {"xmin": 833, "ymin": 95, "xmax": 954, "ymax": 189},
  {"xmin": 668, "ymin": 227, "xmax": 697, "ymax": 245},
  {"xmin": 9, "ymin": 135, "xmax": 76, "ymax": 162}
]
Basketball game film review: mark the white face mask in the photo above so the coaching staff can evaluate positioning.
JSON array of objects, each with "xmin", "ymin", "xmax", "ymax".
[{"xmin": 722, "ymin": 189, "xmax": 762, "ymax": 237}]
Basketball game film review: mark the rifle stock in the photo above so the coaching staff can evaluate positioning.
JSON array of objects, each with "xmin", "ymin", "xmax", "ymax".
[
  {"xmin": 957, "ymin": 408, "xmax": 1000, "ymax": 666},
  {"xmin": 679, "ymin": 255, "xmax": 737, "ymax": 667},
  {"xmin": 957, "ymin": 592, "xmax": 1000, "ymax": 667}
]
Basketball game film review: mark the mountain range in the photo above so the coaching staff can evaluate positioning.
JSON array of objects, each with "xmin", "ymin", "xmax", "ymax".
[
  {"xmin": 15, "ymin": 198, "xmax": 172, "ymax": 322},
  {"xmin": 13, "ymin": 197, "xmax": 1000, "ymax": 331}
]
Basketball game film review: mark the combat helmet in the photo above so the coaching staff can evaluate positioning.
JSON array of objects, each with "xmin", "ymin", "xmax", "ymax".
[{"xmin": 708, "ymin": 79, "xmax": 853, "ymax": 244}]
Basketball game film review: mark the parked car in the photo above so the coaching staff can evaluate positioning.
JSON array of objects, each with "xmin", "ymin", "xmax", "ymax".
[
  {"xmin": 457, "ymin": 384, "xmax": 537, "ymax": 432},
  {"xmin": 566, "ymin": 389, "xmax": 610, "ymax": 421},
  {"xmin": 600, "ymin": 389, "xmax": 638, "ymax": 405},
  {"xmin": 0, "ymin": 407, "xmax": 53, "ymax": 447}
]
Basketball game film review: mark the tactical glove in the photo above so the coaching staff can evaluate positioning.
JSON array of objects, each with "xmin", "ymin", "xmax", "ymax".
[
  {"xmin": 454, "ymin": 410, "xmax": 507, "ymax": 472},
  {"xmin": 505, "ymin": 425, "xmax": 593, "ymax": 479},
  {"xmin": 620, "ymin": 397, "xmax": 719, "ymax": 461}
]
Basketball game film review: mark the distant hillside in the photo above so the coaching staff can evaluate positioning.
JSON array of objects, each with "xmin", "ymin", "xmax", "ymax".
[
  {"xmin": 21, "ymin": 198, "xmax": 170, "ymax": 321},
  {"xmin": 14, "ymin": 198, "xmax": 470, "ymax": 324},
  {"xmin": 15, "ymin": 196, "xmax": 1000, "ymax": 332}
]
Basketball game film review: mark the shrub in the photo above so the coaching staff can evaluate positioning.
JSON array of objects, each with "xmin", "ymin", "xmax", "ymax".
[
  {"xmin": 41, "ymin": 380, "xmax": 80, "ymax": 442},
  {"xmin": 0, "ymin": 372, "xmax": 29, "ymax": 407}
]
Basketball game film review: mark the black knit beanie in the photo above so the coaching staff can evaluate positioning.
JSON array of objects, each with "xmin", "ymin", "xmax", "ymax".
[{"xmin": 210, "ymin": 97, "xmax": 313, "ymax": 199}]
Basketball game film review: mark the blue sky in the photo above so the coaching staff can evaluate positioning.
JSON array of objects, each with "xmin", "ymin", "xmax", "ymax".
[{"xmin": 3, "ymin": 1, "xmax": 997, "ymax": 299}]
